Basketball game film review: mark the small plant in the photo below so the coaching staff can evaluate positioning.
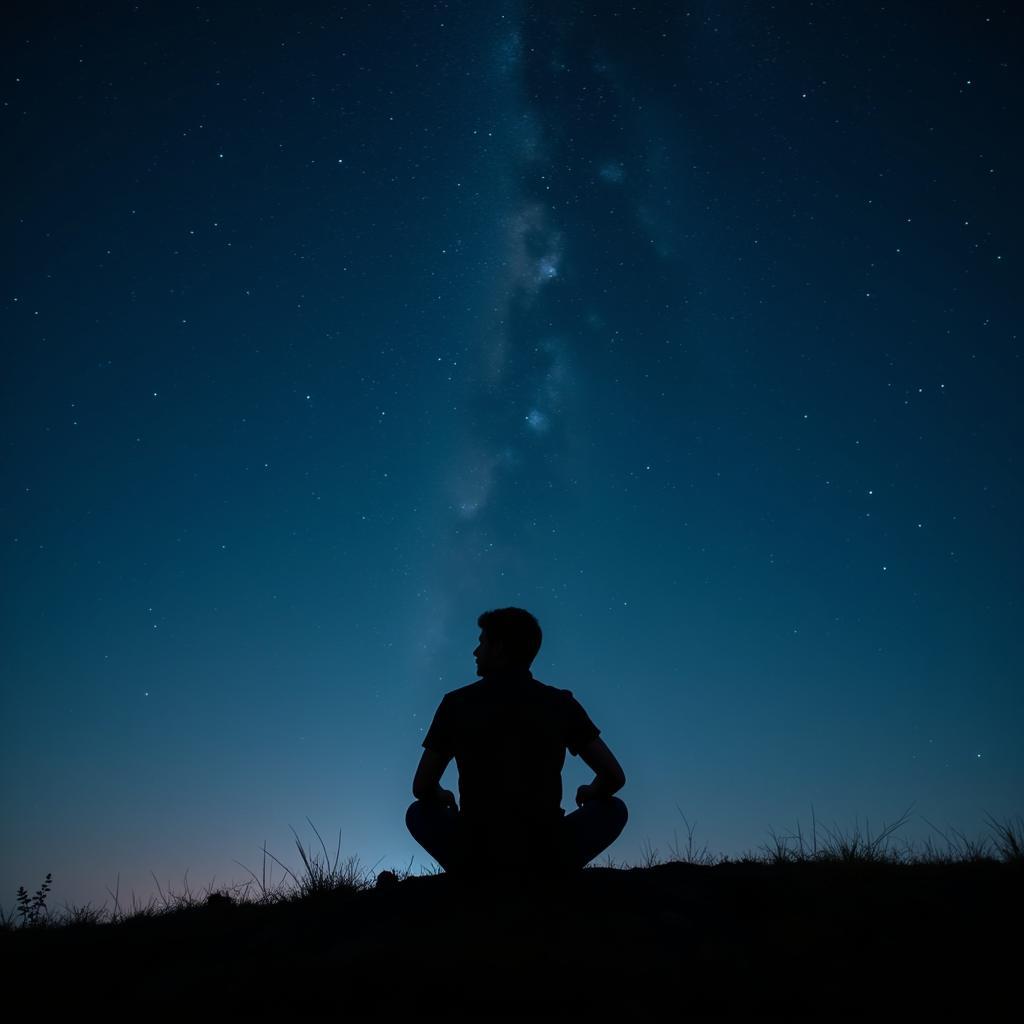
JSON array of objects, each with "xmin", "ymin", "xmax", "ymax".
[
  {"xmin": 666, "ymin": 807, "xmax": 717, "ymax": 866},
  {"xmin": 16, "ymin": 872, "xmax": 53, "ymax": 928},
  {"xmin": 638, "ymin": 836, "xmax": 662, "ymax": 868}
]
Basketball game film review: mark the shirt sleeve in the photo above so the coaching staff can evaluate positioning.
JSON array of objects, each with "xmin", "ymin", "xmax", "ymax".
[
  {"xmin": 422, "ymin": 694, "xmax": 456, "ymax": 759},
  {"xmin": 562, "ymin": 691, "xmax": 601, "ymax": 757}
]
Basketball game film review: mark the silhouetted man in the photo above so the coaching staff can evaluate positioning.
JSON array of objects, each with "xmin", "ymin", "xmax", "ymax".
[{"xmin": 406, "ymin": 607, "xmax": 628, "ymax": 882}]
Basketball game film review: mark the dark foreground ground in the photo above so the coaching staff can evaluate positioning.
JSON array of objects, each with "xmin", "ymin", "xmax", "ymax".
[{"xmin": 4, "ymin": 860, "xmax": 1020, "ymax": 1012}]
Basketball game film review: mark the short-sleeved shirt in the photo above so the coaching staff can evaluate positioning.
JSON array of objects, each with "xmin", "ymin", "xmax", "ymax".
[{"xmin": 421, "ymin": 667, "xmax": 601, "ymax": 836}]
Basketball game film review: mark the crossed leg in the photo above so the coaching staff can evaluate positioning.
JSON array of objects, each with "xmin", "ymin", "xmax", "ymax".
[{"xmin": 406, "ymin": 796, "xmax": 628, "ymax": 878}]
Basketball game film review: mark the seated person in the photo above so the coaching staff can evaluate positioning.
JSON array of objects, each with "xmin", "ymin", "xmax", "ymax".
[{"xmin": 407, "ymin": 606, "xmax": 627, "ymax": 881}]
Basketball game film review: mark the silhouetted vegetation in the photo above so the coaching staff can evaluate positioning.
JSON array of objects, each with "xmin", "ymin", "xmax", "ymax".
[{"xmin": 3, "ymin": 810, "xmax": 1020, "ymax": 1011}]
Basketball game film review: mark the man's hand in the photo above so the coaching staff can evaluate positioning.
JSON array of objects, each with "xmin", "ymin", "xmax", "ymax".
[{"xmin": 436, "ymin": 788, "xmax": 458, "ymax": 812}]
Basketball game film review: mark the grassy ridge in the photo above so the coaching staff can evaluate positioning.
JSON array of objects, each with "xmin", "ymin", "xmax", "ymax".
[{"xmin": 3, "ymin": 811, "xmax": 1021, "ymax": 1011}]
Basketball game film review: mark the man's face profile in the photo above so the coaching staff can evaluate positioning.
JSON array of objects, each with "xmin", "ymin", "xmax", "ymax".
[{"xmin": 473, "ymin": 630, "xmax": 508, "ymax": 676}]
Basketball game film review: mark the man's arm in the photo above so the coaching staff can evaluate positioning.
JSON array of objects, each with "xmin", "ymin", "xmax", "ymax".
[
  {"xmin": 412, "ymin": 748, "xmax": 451, "ymax": 801},
  {"xmin": 578, "ymin": 736, "xmax": 626, "ymax": 797}
]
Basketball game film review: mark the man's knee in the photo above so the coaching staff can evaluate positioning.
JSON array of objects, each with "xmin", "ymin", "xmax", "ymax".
[
  {"xmin": 406, "ymin": 798, "xmax": 430, "ymax": 834},
  {"xmin": 604, "ymin": 796, "xmax": 628, "ymax": 836},
  {"xmin": 588, "ymin": 795, "xmax": 627, "ymax": 822}
]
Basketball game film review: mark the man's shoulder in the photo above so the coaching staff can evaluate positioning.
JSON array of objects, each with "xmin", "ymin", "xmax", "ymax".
[
  {"xmin": 441, "ymin": 680, "xmax": 487, "ymax": 701},
  {"xmin": 535, "ymin": 681, "xmax": 576, "ymax": 703},
  {"xmin": 441, "ymin": 678, "xmax": 575, "ymax": 699},
  {"xmin": 532, "ymin": 677, "xmax": 580, "ymax": 701}
]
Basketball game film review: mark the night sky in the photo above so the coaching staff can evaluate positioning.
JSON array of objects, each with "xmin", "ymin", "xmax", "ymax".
[{"xmin": 3, "ymin": 2, "xmax": 1021, "ymax": 915}]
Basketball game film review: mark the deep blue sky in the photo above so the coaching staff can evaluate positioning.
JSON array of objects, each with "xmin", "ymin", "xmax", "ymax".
[{"xmin": 3, "ymin": 1, "xmax": 1020, "ymax": 914}]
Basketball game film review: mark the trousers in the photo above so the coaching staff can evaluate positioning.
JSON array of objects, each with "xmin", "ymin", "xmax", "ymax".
[{"xmin": 406, "ymin": 796, "xmax": 628, "ymax": 879}]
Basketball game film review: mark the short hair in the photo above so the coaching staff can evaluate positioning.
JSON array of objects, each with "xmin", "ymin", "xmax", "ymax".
[{"xmin": 477, "ymin": 607, "xmax": 542, "ymax": 670}]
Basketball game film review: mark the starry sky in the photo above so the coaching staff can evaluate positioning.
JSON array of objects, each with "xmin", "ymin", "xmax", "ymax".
[{"xmin": 3, "ymin": 1, "xmax": 1021, "ymax": 914}]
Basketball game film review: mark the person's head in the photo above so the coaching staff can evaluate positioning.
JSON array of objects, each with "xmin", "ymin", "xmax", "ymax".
[{"xmin": 473, "ymin": 607, "xmax": 542, "ymax": 675}]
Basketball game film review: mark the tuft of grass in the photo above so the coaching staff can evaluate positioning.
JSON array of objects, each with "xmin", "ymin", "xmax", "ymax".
[
  {"xmin": 637, "ymin": 835, "xmax": 663, "ymax": 868},
  {"xmin": 634, "ymin": 807, "xmax": 717, "ymax": 869},
  {"xmin": 233, "ymin": 817, "xmax": 378, "ymax": 904},
  {"xmin": 919, "ymin": 817, "xmax": 993, "ymax": 864},
  {"xmin": 661, "ymin": 805, "xmax": 716, "ymax": 866},
  {"xmin": 985, "ymin": 813, "xmax": 1024, "ymax": 863},
  {"xmin": 757, "ymin": 805, "xmax": 918, "ymax": 865},
  {"xmin": 55, "ymin": 902, "xmax": 109, "ymax": 928},
  {"xmin": 813, "ymin": 804, "xmax": 917, "ymax": 864}
]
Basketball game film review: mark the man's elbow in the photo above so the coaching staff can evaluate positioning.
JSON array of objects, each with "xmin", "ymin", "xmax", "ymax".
[{"xmin": 595, "ymin": 773, "xmax": 626, "ymax": 796}]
